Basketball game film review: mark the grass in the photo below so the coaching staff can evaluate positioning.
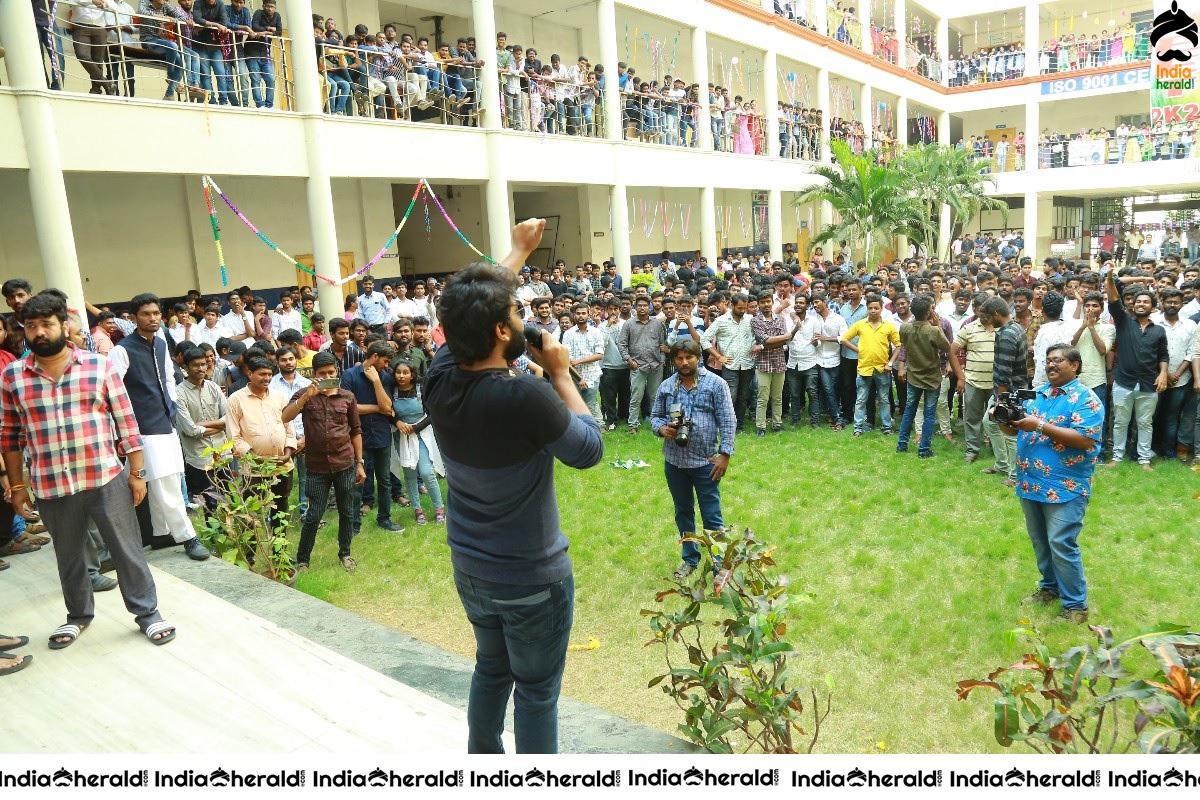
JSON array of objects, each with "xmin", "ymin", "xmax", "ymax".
[{"xmin": 291, "ymin": 423, "xmax": 1199, "ymax": 754}]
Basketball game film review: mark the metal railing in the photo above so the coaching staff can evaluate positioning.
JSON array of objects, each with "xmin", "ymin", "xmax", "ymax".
[
  {"xmin": 501, "ymin": 71, "xmax": 605, "ymax": 137},
  {"xmin": 1038, "ymin": 129, "xmax": 1196, "ymax": 169},
  {"xmin": 1037, "ymin": 33, "xmax": 1150, "ymax": 74},
  {"xmin": 28, "ymin": 1, "xmax": 295, "ymax": 108}
]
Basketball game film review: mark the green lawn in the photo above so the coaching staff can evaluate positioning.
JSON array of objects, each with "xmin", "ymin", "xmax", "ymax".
[{"xmin": 293, "ymin": 425, "xmax": 1199, "ymax": 754}]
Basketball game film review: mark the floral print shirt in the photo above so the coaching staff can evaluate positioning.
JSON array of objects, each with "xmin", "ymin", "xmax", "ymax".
[{"xmin": 1015, "ymin": 377, "xmax": 1103, "ymax": 504}]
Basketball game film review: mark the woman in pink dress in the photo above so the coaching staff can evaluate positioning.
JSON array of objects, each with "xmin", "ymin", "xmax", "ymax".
[{"xmin": 734, "ymin": 103, "xmax": 754, "ymax": 154}]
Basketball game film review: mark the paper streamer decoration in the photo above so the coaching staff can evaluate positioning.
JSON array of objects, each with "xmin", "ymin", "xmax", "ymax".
[
  {"xmin": 201, "ymin": 178, "xmax": 229, "ymax": 286},
  {"xmin": 202, "ymin": 177, "xmax": 494, "ymax": 286}
]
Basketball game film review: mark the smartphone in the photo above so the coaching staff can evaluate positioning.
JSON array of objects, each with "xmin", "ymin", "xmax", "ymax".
[{"xmin": 317, "ymin": 378, "xmax": 340, "ymax": 390}]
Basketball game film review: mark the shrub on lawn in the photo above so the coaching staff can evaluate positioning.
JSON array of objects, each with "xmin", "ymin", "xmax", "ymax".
[
  {"xmin": 643, "ymin": 527, "xmax": 832, "ymax": 754},
  {"xmin": 957, "ymin": 622, "xmax": 1200, "ymax": 753}
]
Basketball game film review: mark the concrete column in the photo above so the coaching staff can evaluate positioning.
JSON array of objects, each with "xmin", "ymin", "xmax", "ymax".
[
  {"xmin": 817, "ymin": 67, "xmax": 830, "ymax": 162},
  {"xmin": 597, "ymin": 0, "xmax": 622, "ymax": 142},
  {"xmin": 700, "ymin": 185, "xmax": 718, "ymax": 263},
  {"xmin": 610, "ymin": 183, "xmax": 632, "ymax": 280},
  {"xmin": 484, "ymin": 139, "xmax": 512, "ymax": 261},
  {"xmin": 767, "ymin": 188, "xmax": 784, "ymax": 260},
  {"xmin": 938, "ymin": 109, "xmax": 950, "ymax": 145},
  {"xmin": 472, "ymin": 0, "xmax": 502, "ymax": 130},
  {"xmin": 763, "ymin": 49, "xmax": 780, "ymax": 158},
  {"xmin": 2, "ymin": 0, "xmax": 85, "ymax": 310},
  {"xmin": 1025, "ymin": 99, "xmax": 1040, "ymax": 171},
  {"xmin": 895, "ymin": 0, "xmax": 907, "ymax": 69},
  {"xmin": 860, "ymin": 0, "xmax": 873, "ymax": 56},
  {"xmin": 284, "ymin": 0, "xmax": 344, "ymax": 312},
  {"xmin": 1024, "ymin": 189, "xmax": 1039, "ymax": 262},
  {"xmin": 760, "ymin": 0, "xmax": 773, "ymax": 12},
  {"xmin": 816, "ymin": 0, "xmax": 829, "ymax": 37},
  {"xmin": 692, "ymin": 26, "xmax": 713, "ymax": 151},
  {"xmin": 896, "ymin": 95, "xmax": 908, "ymax": 146},
  {"xmin": 936, "ymin": 18, "xmax": 949, "ymax": 85},
  {"xmin": 938, "ymin": 204, "xmax": 953, "ymax": 263},
  {"xmin": 1025, "ymin": 0, "xmax": 1039, "ymax": 77},
  {"xmin": 860, "ymin": 84, "xmax": 872, "ymax": 149}
]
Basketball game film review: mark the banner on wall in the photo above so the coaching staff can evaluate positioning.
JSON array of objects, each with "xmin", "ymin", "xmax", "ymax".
[
  {"xmin": 1067, "ymin": 139, "xmax": 1108, "ymax": 166},
  {"xmin": 1150, "ymin": 0, "xmax": 1200, "ymax": 126}
]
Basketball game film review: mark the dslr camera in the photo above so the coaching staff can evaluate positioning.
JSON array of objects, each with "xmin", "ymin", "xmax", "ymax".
[
  {"xmin": 993, "ymin": 389, "xmax": 1036, "ymax": 425},
  {"xmin": 669, "ymin": 402, "xmax": 692, "ymax": 447}
]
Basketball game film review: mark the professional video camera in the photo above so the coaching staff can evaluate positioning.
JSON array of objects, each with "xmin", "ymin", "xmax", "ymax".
[{"xmin": 993, "ymin": 389, "xmax": 1036, "ymax": 425}]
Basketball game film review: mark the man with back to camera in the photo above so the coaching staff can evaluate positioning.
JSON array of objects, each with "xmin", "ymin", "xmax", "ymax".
[
  {"xmin": 423, "ymin": 219, "xmax": 604, "ymax": 754},
  {"xmin": 650, "ymin": 339, "xmax": 735, "ymax": 580},
  {"xmin": 994, "ymin": 343, "xmax": 1103, "ymax": 624}
]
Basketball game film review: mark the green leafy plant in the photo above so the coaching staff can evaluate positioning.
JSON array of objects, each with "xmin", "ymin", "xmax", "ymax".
[
  {"xmin": 196, "ymin": 442, "xmax": 297, "ymax": 584},
  {"xmin": 643, "ymin": 527, "xmax": 831, "ymax": 754},
  {"xmin": 957, "ymin": 622, "xmax": 1200, "ymax": 753}
]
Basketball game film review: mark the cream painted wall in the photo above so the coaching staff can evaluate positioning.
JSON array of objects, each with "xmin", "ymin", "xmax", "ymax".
[
  {"xmin": 389, "ymin": 182, "xmax": 488, "ymax": 277},
  {"xmin": 494, "ymin": 9, "xmax": 598, "ymax": 68},
  {"xmin": 513, "ymin": 186, "xmax": 585, "ymax": 269}
]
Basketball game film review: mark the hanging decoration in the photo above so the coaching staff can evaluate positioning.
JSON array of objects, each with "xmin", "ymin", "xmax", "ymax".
[
  {"xmin": 640, "ymin": 199, "xmax": 659, "ymax": 238},
  {"xmin": 48, "ymin": 1, "xmax": 63, "ymax": 87},
  {"xmin": 738, "ymin": 207, "xmax": 751, "ymax": 239},
  {"xmin": 422, "ymin": 190, "xmax": 432, "ymax": 240},
  {"xmin": 661, "ymin": 201, "xmax": 676, "ymax": 238},
  {"xmin": 628, "ymin": 200, "xmax": 637, "ymax": 234},
  {"xmin": 201, "ymin": 177, "xmax": 494, "ymax": 286},
  {"xmin": 680, "ymin": 204, "xmax": 693, "ymax": 240}
]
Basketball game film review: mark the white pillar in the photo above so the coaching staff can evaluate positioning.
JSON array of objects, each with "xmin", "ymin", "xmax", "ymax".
[
  {"xmin": 860, "ymin": 84, "xmax": 872, "ymax": 149},
  {"xmin": 610, "ymin": 183, "xmax": 632, "ymax": 280},
  {"xmin": 700, "ymin": 185, "xmax": 718, "ymax": 262},
  {"xmin": 938, "ymin": 109, "xmax": 951, "ymax": 145},
  {"xmin": 692, "ymin": 26, "xmax": 713, "ymax": 150},
  {"xmin": 760, "ymin": 0, "xmax": 773, "ymax": 12},
  {"xmin": 860, "ymin": 0, "xmax": 873, "ymax": 56},
  {"xmin": 895, "ymin": 0, "xmax": 907, "ymax": 69},
  {"xmin": 485, "ymin": 139, "xmax": 512, "ymax": 261},
  {"xmin": 896, "ymin": 95, "xmax": 908, "ymax": 146},
  {"xmin": 938, "ymin": 204, "xmax": 952, "ymax": 263},
  {"xmin": 1024, "ymin": 0, "xmax": 1039, "ymax": 77},
  {"xmin": 2, "ymin": 0, "xmax": 85, "ymax": 310},
  {"xmin": 1024, "ymin": 189, "xmax": 1039, "ymax": 262},
  {"xmin": 597, "ymin": 0, "xmax": 622, "ymax": 142},
  {"xmin": 1025, "ymin": 99, "xmax": 1040, "ymax": 171},
  {"xmin": 284, "ymin": 0, "xmax": 344, "ymax": 313},
  {"xmin": 816, "ymin": 0, "xmax": 828, "ymax": 38},
  {"xmin": 768, "ymin": 188, "xmax": 784, "ymax": 260},
  {"xmin": 763, "ymin": 49, "xmax": 780, "ymax": 158},
  {"xmin": 936, "ymin": 18, "xmax": 949, "ymax": 85},
  {"xmin": 472, "ymin": 0, "xmax": 502, "ymax": 130},
  {"xmin": 817, "ymin": 67, "xmax": 830, "ymax": 162}
]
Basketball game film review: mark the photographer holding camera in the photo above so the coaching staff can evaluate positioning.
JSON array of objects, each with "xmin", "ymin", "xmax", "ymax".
[
  {"xmin": 650, "ymin": 339, "xmax": 736, "ymax": 580},
  {"xmin": 982, "ymin": 297, "xmax": 1028, "ymax": 486},
  {"xmin": 994, "ymin": 343, "xmax": 1103, "ymax": 624},
  {"xmin": 424, "ymin": 218, "xmax": 604, "ymax": 754}
]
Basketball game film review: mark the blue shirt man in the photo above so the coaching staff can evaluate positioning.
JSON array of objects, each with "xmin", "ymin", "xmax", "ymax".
[
  {"xmin": 339, "ymin": 341, "xmax": 401, "ymax": 532},
  {"xmin": 356, "ymin": 276, "xmax": 392, "ymax": 328},
  {"xmin": 650, "ymin": 340, "xmax": 735, "ymax": 579},
  {"xmin": 1001, "ymin": 343, "xmax": 1103, "ymax": 623}
]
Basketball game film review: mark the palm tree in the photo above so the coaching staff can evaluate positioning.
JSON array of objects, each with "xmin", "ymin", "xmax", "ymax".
[
  {"xmin": 794, "ymin": 139, "xmax": 921, "ymax": 268},
  {"xmin": 897, "ymin": 143, "xmax": 1008, "ymax": 261}
]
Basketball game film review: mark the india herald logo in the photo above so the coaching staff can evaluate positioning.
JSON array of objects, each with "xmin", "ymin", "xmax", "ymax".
[{"xmin": 1151, "ymin": 1, "xmax": 1199, "ymax": 62}]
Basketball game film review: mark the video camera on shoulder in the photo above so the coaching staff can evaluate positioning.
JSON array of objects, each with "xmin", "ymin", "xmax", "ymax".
[{"xmin": 994, "ymin": 389, "xmax": 1036, "ymax": 425}]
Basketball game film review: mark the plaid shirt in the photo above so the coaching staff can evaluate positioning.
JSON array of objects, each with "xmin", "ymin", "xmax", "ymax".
[
  {"xmin": 1, "ymin": 345, "xmax": 144, "ymax": 499},
  {"xmin": 992, "ymin": 320, "xmax": 1030, "ymax": 393},
  {"xmin": 750, "ymin": 311, "xmax": 789, "ymax": 373},
  {"xmin": 650, "ymin": 367, "xmax": 736, "ymax": 469}
]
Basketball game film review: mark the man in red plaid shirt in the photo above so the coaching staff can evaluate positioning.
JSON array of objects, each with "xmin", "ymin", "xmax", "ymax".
[{"xmin": 1, "ymin": 290, "xmax": 176, "ymax": 649}]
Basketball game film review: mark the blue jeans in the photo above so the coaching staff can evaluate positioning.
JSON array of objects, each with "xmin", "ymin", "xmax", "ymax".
[
  {"xmin": 453, "ymin": 570, "xmax": 574, "ymax": 753},
  {"xmin": 641, "ymin": 108, "xmax": 658, "ymax": 137},
  {"xmin": 358, "ymin": 445, "xmax": 392, "ymax": 524},
  {"xmin": 817, "ymin": 365, "xmax": 845, "ymax": 425},
  {"xmin": 662, "ymin": 109, "xmax": 679, "ymax": 145},
  {"xmin": 181, "ymin": 47, "xmax": 201, "ymax": 89},
  {"xmin": 854, "ymin": 370, "xmax": 893, "ymax": 432},
  {"xmin": 681, "ymin": 115, "xmax": 695, "ymax": 146},
  {"xmin": 897, "ymin": 383, "xmax": 941, "ymax": 454},
  {"xmin": 326, "ymin": 73, "xmax": 350, "ymax": 113},
  {"xmin": 1020, "ymin": 494, "xmax": 1089, "ymax": 610},
  {"xmin": 711, "ymin": 116, "xmax": 725, "ymax": 150},
  {"xmin": 786, "ymin": 366, "xmax": 820, "ymax": 424},
  {"xmin": 197, "ymin": 48, "xmax": 235, "ymax": 103},
  {"xmin": 246, "ymin": 56, "xmax": 275, "ymax": 107},
  {"xmin": 142, "ymin": 38, "xmax": 184, "ymax": 85},
  {"xmin": 402, "ymin": 439, "xmax": 444, "ymax": 513},
  {"xmin": 664, "ymin": 460, "xmax": 725, "ymax": 567},
  {"xmin": 1158, "ymin": 384, "xmax": 1193, "ymax": 453},
  {"xmin": 297, "ymin": 466, "xmax": 357, "ymax": 564}
]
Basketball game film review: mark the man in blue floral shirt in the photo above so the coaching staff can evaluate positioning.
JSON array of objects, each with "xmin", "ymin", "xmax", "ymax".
[{"xmin": 994, "ymin": 342, "xmax": 1103, "ymax": 624}]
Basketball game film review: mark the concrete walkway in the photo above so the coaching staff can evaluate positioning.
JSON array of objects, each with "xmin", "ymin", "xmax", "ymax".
[{"xmin": 0, "ymin": 542, "xmax": 689, "ymax": 755}]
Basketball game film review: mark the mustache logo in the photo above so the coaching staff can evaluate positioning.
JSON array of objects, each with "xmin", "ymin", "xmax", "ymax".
[{"xmin": 1157, "ymin": 48, "xmax": 1194, "ymax": 61}]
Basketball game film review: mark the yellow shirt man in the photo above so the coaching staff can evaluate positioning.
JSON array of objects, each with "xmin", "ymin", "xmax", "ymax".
[{"xmin": 842, "ymin": 317, "xmax": 900, "ymax": 375}]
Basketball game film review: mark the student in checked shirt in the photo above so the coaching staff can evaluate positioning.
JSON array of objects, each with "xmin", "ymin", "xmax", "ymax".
[{"xmin": 1, "ymin": 290, "xmax": 177, "ymax": 648}]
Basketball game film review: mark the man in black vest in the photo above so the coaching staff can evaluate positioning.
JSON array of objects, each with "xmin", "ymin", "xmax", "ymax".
[{"xmin": 109, "ymin": 294, "xmax": 210, "ymax": 561}]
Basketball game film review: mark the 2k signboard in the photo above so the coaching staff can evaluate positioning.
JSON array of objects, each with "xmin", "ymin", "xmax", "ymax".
[{"xmin": 1151, "ymin": 0, "xmax": 1200, "ymax": 124}]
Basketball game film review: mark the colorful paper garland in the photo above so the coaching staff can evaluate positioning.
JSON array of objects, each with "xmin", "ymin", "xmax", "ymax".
[{"xmin": 201, "ymin": 176, "xmax": 494, "ymax": 287}]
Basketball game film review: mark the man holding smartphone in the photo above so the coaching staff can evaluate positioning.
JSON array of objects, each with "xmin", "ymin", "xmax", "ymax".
[{"xmin": 425, "ymin": 219, "xmax": 604, "ymax": 754}]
